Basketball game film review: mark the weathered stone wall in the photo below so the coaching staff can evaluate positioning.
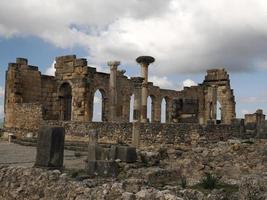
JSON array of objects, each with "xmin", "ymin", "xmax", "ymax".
[
  {"xmin": 4, "ymin": 59, "xmax": 42, "ymax": 129},
  {"xmin": 41, "ymin": 75, "xmax": 58, "ymax": 120},
  {"xmin": 4, "ymin": 55, "xmax": 239, "ymax": 137},
  {"xmin": 5, "ymin": 103, "xmax": 43, "ymax": 136},
  {"xmin": 43, "ymin": 121, "xmax": 242, "ymax": 147}
]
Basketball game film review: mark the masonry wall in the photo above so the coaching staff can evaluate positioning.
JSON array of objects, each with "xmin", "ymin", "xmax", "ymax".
[
  {"xmin": 5, "ymin": 103, "xmax": 43, "ymax": 135},
  {"xmin": 4, "ymin": 55, "xmax": 238, "ymax": 137},
  {"xmin": 43, "ymin": 121, "xmax": 242, "ymax": 147},
  {"xmin": 41, "ymin": 75, "xmax": 58, "ymax": 120}
]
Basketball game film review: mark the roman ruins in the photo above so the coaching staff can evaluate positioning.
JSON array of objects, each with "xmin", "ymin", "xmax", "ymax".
[{"xmin": 3, "ymin": 55, "xmax": 266, "ymax": 142}]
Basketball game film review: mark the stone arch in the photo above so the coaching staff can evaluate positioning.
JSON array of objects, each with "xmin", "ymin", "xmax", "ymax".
[
  {"xmin": 216, "ymin": 87, "xmax": 235, "ymax": 124},
  {"xmin": 216, "ymin": 100, "xmax": 222, "ymax": 124},
  {"xmin": 129, "ymin": 93, "xmax": 135, "ymax": 122},
  {"xmin": 161, "ymin": 97, "xmax": 168, "ymax": 123},
  {"xmin": 92, "ymin": 88, "xmax": 108, "ymax": 122},
  {"xmin": 58, "ymin": 82, "xmax": 72, "ymax": 121}
]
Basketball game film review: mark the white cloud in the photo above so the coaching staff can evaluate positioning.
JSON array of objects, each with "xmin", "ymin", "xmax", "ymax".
[
  {"xmin": 44, "ymin": 61, "xmax": 56, "ymax": 76},
  {"xmin": 182, "ymin": 79, "xmax": 197, "ymax": 87},
  {"xmin": 1, "ymin": 0, "xmax": 267, "ymax": 75},
  {"xmin": 0, "ymin": 87, "xmax": 4, "ymax": 97},
  {"xmin": 149, "ymin": 75, "xmax": 175, "ymax": 89}
]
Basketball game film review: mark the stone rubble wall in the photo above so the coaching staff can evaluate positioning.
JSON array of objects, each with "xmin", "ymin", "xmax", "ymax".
[
  {"xmin": 4, "ymin": 103, "xmax": 43, "ymax": 136},
  {"xmin": 43, "ymin": 121, "xmax": 242, "ymax": 147}
]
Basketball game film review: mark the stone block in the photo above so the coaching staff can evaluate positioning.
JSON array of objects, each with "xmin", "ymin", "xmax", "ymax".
[
  {"xmin": 35, "ymin": 126, "xmax": 65, "ymax": 169},
  {"xmin": 86, "ymin": 160, "xmax": 119, "ymax": 177},
  {"xmin": 88, "ymin": 143, "xmax": 102, "ymax": 161},
  {"xmin": 116, "ymin": 146, "xmax": 137, "ymax": 163},
  {"xmin": 109, "ymin": 145, "xmax": 117, "ymax": 160}
]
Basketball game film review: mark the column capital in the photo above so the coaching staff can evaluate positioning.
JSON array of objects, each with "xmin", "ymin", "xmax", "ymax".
[
  {"xmin": 136, "ymin": 56, "xmax": 155, "ymax": 65},
  {"xmin": 107, "ymin": 61, "xmax": 120, "ymax": 67}
]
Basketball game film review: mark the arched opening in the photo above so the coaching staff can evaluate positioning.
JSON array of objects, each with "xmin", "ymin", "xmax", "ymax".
[
  {"xmin": 92, "ymin": 89, "xmax": 105, "ymax": 122},
  {"xmin": 147, "ymin": 96, "xmax": 153, "ymax": 122},
  {"xmin": 59, "ymin": 83, "xmax": 72, "ymax": 121},
  {"xmin": 216, "ymin": 101, "xmax": 222, "ymax": 124},
  {"xmin": 129, "ymin": 94, "xmax": 134, "ymax": 122},
  {"xmin": 161, "ymin": 98, "xmax": 167, "ymax": 123}
]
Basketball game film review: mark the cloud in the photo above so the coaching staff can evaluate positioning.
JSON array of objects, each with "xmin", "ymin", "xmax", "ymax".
[
  {"xmin": 182, "ymin": 79, "xmax": 197, "ymax": 87},
  {"xmin": 1, "ymin": 0, "xmax": 267, "ymax": 75},
  {"xmin": 44, "ymin": 61, "xmax": 56, "ymax": 76},
  {"xmin": 149, "ymin": 75, "xmax": 175, "ymax": 89}
]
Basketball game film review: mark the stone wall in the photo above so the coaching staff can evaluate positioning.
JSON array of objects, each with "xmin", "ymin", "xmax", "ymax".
[
  {"xmin": 5, "ymin": 103, "xmax": 43, "ymax": 136},
  {"xmin": 44, "ymin": 120, "xmax": 242, "ymax": 147},
  {"xmin": 5, "ymin": 55, "xmax": 237, "ymax": 130}
]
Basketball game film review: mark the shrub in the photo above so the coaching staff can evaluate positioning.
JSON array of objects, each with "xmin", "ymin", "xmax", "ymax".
[
  {"xmin": 200, "ymin": 172, "xmax": 219, "ymax": 190},
  {"xmin": 180, "ymin": 175, "xmax": 187, "ymax": 188}
]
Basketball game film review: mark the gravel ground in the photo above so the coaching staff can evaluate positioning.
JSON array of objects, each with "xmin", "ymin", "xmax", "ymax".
[{"xmin": 0, "ymin": 141, "xmax": 86, "ymax": 169}]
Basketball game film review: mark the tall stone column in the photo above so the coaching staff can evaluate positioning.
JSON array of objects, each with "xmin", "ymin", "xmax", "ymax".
[
  {"xmin": 136, "ymin": 56, "xmax": 155, "ymax": 123},
  {"xmin": 107, "ymin": 61, "xmax": 120, "ymax": 122},
  {"xmin": 131, "ymin": 77, "xmax": 144, "ymax": 121}
]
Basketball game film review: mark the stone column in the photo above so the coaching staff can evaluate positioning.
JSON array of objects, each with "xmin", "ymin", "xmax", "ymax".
[
  {"xmin": 131, "ymin": 77, "xmax": 144, "ymax": 121},
  {"xmin": 107, "ymin": 61, "xmax": 120, "ymax": 122},
  {"xmin": 136, "ymin": 56, "xmax": 155, "ymax": 123}
]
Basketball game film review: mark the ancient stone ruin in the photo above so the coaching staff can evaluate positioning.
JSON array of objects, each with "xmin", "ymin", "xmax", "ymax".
[
  {"xmin": 1, "ymin": 55, "xmax": 267, "ymax": 199},
  {"xmin": 3, "ymin": 55, "xmax": 267, "ymax": 143}
]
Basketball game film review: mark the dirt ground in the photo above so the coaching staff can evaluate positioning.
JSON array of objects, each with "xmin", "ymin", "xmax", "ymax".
[{"xmin": 0, "ymin": 140, "xmax": 86, "ymax": 169}]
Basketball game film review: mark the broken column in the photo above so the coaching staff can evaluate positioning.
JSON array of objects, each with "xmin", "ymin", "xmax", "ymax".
[
  {"xmin": 136, "ymin": 56, "xmax": 155, "ymax": 122},
  {"xmin": 86, "ymin": 129, "xmax": 119, "ymax": 177},
  {"xmin": 108, "ymin": 61, "xmax": 120, "ymax": 122},
  {"xmin": 35, "ymin": 126, "xmax": 65, "ymax": 169}
]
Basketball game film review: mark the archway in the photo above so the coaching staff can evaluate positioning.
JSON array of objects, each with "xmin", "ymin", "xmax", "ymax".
[
  {"xmin": 59, "ymin": 83, "xmax": 72, "ymax": 121},
  {"xmin": 92, "ymin": 89, "xmax": 105, "ymax": 122},
  {"xmin": 129, "ymin": 94, "xmax": 134, "ymax": 122},
  {"xmin": 161, "ymin": 97, "xmax": 167, "ymax": 123},
  {"xmin": 216, "ymin": 101, "xmax": 222, "ymax": 124}
]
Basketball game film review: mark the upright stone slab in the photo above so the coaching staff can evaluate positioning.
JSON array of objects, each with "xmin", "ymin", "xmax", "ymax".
[
  {"xmin": 116, "ymin": 146, "xmax": 137, "ymax": 163},
  {"xmin": 132, "ymin": 121, "xmax": 141, "ymax": 147},
  {"xmin": 88, "ymin": 129, "xmax": 102, "ymax": 161},
  {"xmin": 35, "ymin": 126, "xmax": 65, "ymax": 169}
]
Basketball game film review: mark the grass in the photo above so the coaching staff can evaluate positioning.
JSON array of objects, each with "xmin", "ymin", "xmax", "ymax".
[
  {"xmin": 200, "ymin": 173, "xmax": 219, "ymax": 189},
  {"xmin": 190, "ymin": 173, "xmax": 239, "ymax": 195}
]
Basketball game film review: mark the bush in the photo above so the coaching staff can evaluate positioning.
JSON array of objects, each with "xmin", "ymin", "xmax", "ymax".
[
  {"xmin": 180, "ymin": 175, "xmax": 187, "ymax": 188},
  {"xmin": 200, "ymin": 173, "xmax": 219, "ymax": 190}
]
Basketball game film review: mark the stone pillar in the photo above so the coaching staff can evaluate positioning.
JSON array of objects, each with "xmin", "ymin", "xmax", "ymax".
[
  {"xmin": 35, "ymin": 126, "xmax": 65, "ymax": 169},
  {"xmin": 136, "ymin": 56, "xmax": 155, "ymax": 123},
  {"xmin": 154, "ymin": 98, "xmax": 161, "ymax": 122},
  {"xmin": 88, "ymin": 129, "xmax": 102, "ymax": 161},
  {"xmin": 132, "ymin": 121, "xmax": 141, "ymax": 147},
  {"xmin": 131, "ymin": 77, "xmax": 144, "ymax": 121},
  {"xmin": 107, "ymin": 61, "xmax": 120, "ymax": 122}
]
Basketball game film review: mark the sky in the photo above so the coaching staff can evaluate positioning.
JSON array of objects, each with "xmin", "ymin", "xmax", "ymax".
[{"xmin": 1, "ymin": 0, "xmax": 267, "ymax": 120}]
